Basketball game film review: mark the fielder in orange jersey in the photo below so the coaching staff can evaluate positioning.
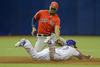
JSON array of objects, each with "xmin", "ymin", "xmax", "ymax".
[{"xmin": 31, "ymin": 1, "xmax": 66, "ymax": 52}]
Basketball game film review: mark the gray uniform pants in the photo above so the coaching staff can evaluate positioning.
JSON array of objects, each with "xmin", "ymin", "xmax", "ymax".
[{"xmin": 34, "ymin": 33, "xmax": 66, "ymax": 52}]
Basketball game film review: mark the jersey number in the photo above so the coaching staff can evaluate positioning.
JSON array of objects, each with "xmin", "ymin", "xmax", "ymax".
[{"xmin": 58, "ymin": 46, "xmax": 69, "ymax": 50}]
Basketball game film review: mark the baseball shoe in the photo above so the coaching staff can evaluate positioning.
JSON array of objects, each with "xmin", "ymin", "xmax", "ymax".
[
  {"xmin": 44, "ymin": 36, "xmax": 51, "ymax": 44},
  {"xmin": 15, "ymin": 38, "xmax": 26, "ymax": 47}
]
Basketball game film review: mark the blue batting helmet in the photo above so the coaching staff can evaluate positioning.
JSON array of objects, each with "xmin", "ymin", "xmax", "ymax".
[{"xmin": 66, "ymin": 39, "xmax": 77, "ymax": 48}]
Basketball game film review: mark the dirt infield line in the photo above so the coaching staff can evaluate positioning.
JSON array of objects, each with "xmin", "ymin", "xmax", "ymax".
[{"xmin": 0, "ymin": 57, "xmax": 100, "ymax": 65}]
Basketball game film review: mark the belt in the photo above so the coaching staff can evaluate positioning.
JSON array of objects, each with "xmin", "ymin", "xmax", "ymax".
[{"xmin": 38, "ymin": 34, "xmax": 51, "ymax": 36}]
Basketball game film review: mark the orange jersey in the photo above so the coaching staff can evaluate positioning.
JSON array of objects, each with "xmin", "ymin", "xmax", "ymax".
[{"xmin": 34, "ymin": 10, "xmax": 60, "ymax": 34}]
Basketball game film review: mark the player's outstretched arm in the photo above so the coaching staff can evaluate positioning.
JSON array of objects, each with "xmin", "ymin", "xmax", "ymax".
[
  {"xmin": 75, "ymin": 52, "xmax": 92, "ymax": 60},
  {"xmin": 74, "ymin": 48, "xmax": 92, "ymax": 60},
  {"xmin": 55, "ymin": 26, "xmax": 60, "ymax": 40}
]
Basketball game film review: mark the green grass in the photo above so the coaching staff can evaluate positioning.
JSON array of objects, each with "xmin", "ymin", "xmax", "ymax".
[
  {"xmin": 0, "ymin": 36, "xmax": 100, "ymax": 57},
  {"xmin": 0, "ymin": 36, "xmax": 100, "ymax": 67},
  {"xmin": 0, "ymin": 64, "xmax": 99, "ymax": 67},
  {"xmin": 0, "ymin": 36, "xmax": 36, "ymax": 57}
]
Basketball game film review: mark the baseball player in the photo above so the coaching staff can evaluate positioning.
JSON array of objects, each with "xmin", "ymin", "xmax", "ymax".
[
  {"xmin": 15, "ymin": 38, "xmax": 92, "ymax": 61},
  {"xmin": 31, "ymin": 1, "xmax": 66, "ymax": 52}
]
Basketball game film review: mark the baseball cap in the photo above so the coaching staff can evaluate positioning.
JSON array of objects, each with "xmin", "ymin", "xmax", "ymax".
[
  {"xmin": 50, "ymin": 1, "xmax": 58, "ymax": 9},
  {"xmin": 66, "ymin": 39, "xmax": 77, "ymax": 48}
]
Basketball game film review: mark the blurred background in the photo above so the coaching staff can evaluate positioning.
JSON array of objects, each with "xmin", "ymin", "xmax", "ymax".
[{"xmin": 0, "ymin": 0, "xmax": 100, "ymax": 36}]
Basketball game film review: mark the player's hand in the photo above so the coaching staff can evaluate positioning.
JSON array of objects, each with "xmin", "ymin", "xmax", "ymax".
[
  {"xmin": 83, "ymin": 55, "xmax": 92, "ymax": 59},
  {"xmin": 31, "ymin": 27, "xmax": 36, "ymax": 36}
]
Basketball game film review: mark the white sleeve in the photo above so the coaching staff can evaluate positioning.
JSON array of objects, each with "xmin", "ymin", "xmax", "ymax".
[
  {"xmin": 72, "ymin": 49, "xmax": 83, "ymax": 59},
  {"xmin": 72, "ymin": 49, "xmax": 80, "ymax": 56}
]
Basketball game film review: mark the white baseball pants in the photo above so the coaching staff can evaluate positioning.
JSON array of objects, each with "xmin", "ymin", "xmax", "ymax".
[{"xmin": 34, "ymin": 33, "xmax": 66, "ymax": 52}]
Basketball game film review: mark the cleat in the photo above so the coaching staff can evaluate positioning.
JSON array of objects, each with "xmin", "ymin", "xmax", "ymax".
[
  {"xmin": 15, "ymin": 38, "xmax": 26, "ymax": 47},
  {"xmin": 44, "ymin": 36, "xmax": 51, "ymax": 44},
  {"xmin": 15, "ymin": 42, "xmax": 21, "ymax": 47}
]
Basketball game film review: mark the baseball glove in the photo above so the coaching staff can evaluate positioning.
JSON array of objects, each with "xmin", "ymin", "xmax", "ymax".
[{"xmin": 55, "ymin": 39, "xmax": 65, "ymax": 47}]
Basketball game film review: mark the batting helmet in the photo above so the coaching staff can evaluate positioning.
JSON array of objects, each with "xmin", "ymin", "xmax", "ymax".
[{"xmin": 66, "ymin": 39, "xmax": 77, "ymax": 48}]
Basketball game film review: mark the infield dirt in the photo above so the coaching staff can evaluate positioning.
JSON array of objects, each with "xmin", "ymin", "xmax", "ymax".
[{"xmin": 0, "ymin": 57, "xmax": 100, "ymax": 65}]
